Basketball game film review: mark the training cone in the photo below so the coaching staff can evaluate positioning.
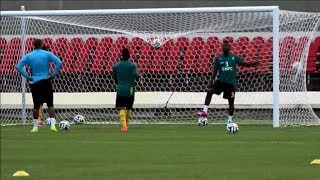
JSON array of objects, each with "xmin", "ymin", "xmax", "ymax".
[
  {"xmin": 310, "ymin": 159, "xmax": 320, "ymax": 165},
  {"xmin": 13, "ymin": 170, "xmax": 30, "ymax": 177}
]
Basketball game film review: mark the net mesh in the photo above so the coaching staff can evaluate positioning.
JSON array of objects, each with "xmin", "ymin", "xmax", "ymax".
[{"xmin": 0, "ymin": 9, "xmax": 319, "ymax": 126}]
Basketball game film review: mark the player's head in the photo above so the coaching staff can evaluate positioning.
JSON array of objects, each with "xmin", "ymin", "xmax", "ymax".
[
  {"xmin": 42, "ymin": 45, "xmax": 49, "ymax": 51},
  {"xmin": 222, "ymin": 41, "xmax": 231, "ymax": 54},
  {"xmin": 121, "ymin": 48, "xmax": 130, "ymax": 60},
  {"xmin": 33, "ymin": 39, "xmax": 43, "ymax": 49}
]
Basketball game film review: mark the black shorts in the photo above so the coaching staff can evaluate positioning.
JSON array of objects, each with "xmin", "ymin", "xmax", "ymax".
[
  {"xmin": 209, "ymin": 80, "xmax": 235, "ymax": 100},
  {"xmin": 116, "ymin": 96, "xmax": 134, "ymax": 109},
  {"xmin": 29, "ymin": 79, "xmax": 53, "ymax": 109}
]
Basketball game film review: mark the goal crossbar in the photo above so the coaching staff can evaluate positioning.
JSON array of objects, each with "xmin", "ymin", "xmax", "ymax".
[{"xmin": 0, "ymin": 6, "xmax": 279, "ymax": 16}]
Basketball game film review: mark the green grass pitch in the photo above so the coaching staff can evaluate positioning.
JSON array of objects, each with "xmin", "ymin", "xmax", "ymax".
[{"xmin": 1, "ymin": 124, "xmax": 319, "ymax": 180}]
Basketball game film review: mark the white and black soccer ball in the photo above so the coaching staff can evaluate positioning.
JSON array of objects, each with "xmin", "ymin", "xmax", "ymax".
[
  {"xmin": 227, "ymin": 123, "xmax": 239, "ymax": 134},
  {"xmin": 59, "ymin": 120, "xmax": 71, "ymax": 130},
  {"xmin": 151, "ymin": 38, "xmax": 162, "ymax": 49},
  {"xmin": 292, "ymin": 61, "xmax": 303, "ymax": 72},
  {"xmin": 198, "ymin": 117, "xmax": 208, "ymax": 126},
  {"xmin": 73, "ymin": 114, "xmax": 85, "ymax": 124},
  {"xmin": 45, "ymin": 118, "xmax": 51, "ymax": 126}
]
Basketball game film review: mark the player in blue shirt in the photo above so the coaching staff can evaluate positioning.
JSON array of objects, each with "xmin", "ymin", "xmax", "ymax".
[{"xmin": 16, "ymin": 39, "xmax": 62, "ymax": 133}]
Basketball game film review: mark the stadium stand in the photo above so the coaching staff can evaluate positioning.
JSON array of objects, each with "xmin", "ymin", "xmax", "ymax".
[{"xmin": 0, "ymin": 35, "xmax": 320, "ymax": 92}]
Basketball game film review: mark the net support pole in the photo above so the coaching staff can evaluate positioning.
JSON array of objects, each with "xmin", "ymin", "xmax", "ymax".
[
  {"xmin": 272, "ymin": 6, "xmax": 280, "ymax": 128},
  {"xmin": 20, "ymin": 5, "xmax": 27, "ymax": 124}
]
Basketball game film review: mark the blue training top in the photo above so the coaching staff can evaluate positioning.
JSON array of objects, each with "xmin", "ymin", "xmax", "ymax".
[{"xmin": 16, "ymin": 49, "xmax": 62, "ymax": 84}]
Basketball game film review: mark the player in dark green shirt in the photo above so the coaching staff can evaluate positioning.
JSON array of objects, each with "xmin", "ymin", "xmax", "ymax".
[
  {"xmin": 113, "ymin": 48, "xmax": 139, "ymax": 133},
  {"xmin": 197, "ymin": 41, "xmax": 259, "ymax": 125}
]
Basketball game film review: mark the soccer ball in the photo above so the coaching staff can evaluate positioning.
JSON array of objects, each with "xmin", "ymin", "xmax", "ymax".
[
  {"xmin": 227, "ymin": 123, "xmax": 239, "ymax": 134},
  {"xmin": 73, "ymin": 114, "xmax": 85, "ymax": 124},
  {"xmin": 292, "ymin": 61, "xmax": 303, "ymax": 72},
  {"xmin": 198, "ymin": 117, "xmax": 208, "ymax": 126},
  {"xmin": 45, "ymin": 118, "xmax": 51, "ymax": 126},
  {"xmin": 59, "ymin": 120, "xmax": 71, "ymax": 130},
  {"xmin": 151, "ymin": 38, "xmax": 162, "ymax": 49}
]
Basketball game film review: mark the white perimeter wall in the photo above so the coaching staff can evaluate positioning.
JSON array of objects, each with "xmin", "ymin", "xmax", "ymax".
[{"xmin": 1, "ymin": 92, "xmax": 320, "ymax": 109}]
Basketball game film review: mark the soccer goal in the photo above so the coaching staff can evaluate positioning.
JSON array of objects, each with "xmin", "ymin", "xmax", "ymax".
[{"xmin": 1, "ymin": 6, "xmax": 320, "ymax": 127}]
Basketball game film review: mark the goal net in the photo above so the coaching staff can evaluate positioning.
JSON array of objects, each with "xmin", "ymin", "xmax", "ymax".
[{"xmin": 1, "ymin": 7, "xmax": 320, "ymax": 127}]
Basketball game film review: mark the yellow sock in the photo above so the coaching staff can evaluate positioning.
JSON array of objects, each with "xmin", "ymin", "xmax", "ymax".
[
  {"xmin": 126, "ymin": 110, "xmax": 131, "ymax": 125},
  {"xmin": 119, "ymin": 109, "xmax": 127, "ymax": 127},
  {"xmin": 38, "ymin": 105, "xmax": 43, "ymax": 122}
]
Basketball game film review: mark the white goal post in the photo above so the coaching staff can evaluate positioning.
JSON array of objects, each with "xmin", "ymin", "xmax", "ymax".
[{"xmin": 0, "ymin": 6, "xmax": 319, "ymax": 127}]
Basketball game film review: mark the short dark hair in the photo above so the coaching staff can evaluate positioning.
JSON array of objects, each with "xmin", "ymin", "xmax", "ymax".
[
  {"xmin": 121, "ymin": 48, "xmax": 130, "ymax": 60},
  {"xmin": 33, "ymin": 39, "xmax": 42, "ymax": 49},
  {"xmin": 42, "ymin": 45, "xmax": 49, "ymax": 51},
  {"xmin": 223, "ymin": 40, "xmax": 229, "ymax": 45}
]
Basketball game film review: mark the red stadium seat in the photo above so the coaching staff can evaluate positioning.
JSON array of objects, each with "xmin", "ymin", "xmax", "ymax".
[
  {"xmin": 129, "ymin": 37, "xmax": 144, "ymax": 64},
  {"xmin": 71, "ymin": 37, "xmax": 83, "ymax": 45},
  {"xmin": 206, "ymin": 36, "xmax": 221, "ymax": 55},
  {"xmin": 0, "ymin": 38, "xmax": 7, "ymax": 49},
  {"xmin": 55, "ymin": 37, "xmax": 68, "ymax": 46},
  {"xmin": 60, "ymin": 45, "xmax": 75, "ymax": 73},
  {"xmin": 1, "ymin": 38, "xmax": 22, "ymax": 74},
  {"xmin": 108, "ymin": 44, "xmax": 121, "ymax": 66},
  {"xmin": 308, "ymin": 42, "xmax": 318, "ymax": 73},
  {"xmin": 252, "ymin": 36, "xmax": 264, "ymax": 47},
  {"xmin": 315, "ymin": 36, "xmax": 320, "ymax": 46},
  {"xmin": 152, "ymin": 49, "xmax": 166, "ymax": 73},
  {"xmin": 130, "ymin": 37, "xmax": 144, "ymax": 47},
  {"xmin": 91, "ymin": 45, "xmax": 108, "ymax": 73},
  {"xmin": 206, "ymin": 36, "xmax": 219, "ymax": 45},
  {"xmin": 42, "ymin": 38, "xmax": 53, "ymax": 51},
  {"xmin": 139, "ymin": 43, "xmax": 153, "ymax": 72},
  {"xmin": 181, "ymin": 37, "xmax": 205, "ymax": 73},
  {"xmin": 162, "ymin": 39, "xmax": 178, "ymax": 73},
  {"xmin": 25, "ymin": 37, "xmax": 35, "ymax": 53},
  {"xmin": 198, "ymin": 48, "xmax": 211, "ymax": 72},
  {"xmin": 0, "ymin": 44, "xmax": 21, "ymax": 74},
  {"xmin": 175, "ymin": 37, "xmax": 189, "ymax": 52},
  {"xmin": 112, "ymin": 36, "xmax": 128, "ymax": 67},
  {"xmin": 100, "ymin": 37, "xmax": 113, "ymax": 49},
  {"xmin": 234, "ymin": 36, "xmax": 250, "ymax": 55},
  {"xmin": 307, "ymin": 56, "xmax": 316, "ymax": 73},
  {"xmin": 52, "ymin": 37, "xmax": 68, "ymax": 56},
  {"xmin": 85, "ymin": 37, "xmax": 99, "ymax": 50},
  {"xmin": 222, "ymin": 36, "xmax": 234, "ymax": 44},
  {"xmin": 9, "ymin": 38, "xmax": 22, "ymax": 47},
  {"xmin": 115, "ymin": 36, "xmax": 129, "ymax": 49},
  {"xmin": 279, "ymin": 36, "xmax": 296, "ymax": 72},
  {"xmin": 191, "ymin": 37, "xmax": 205, "ymax": 50},
  {"xmin": 309, "ymin": 43, "xmax": 318, "ymax": 56},
  {"xmin": 183, "ymin": 47, "xmax": 197, "ymax": 73},
  {"xmin": 51, "ymin": 39, "xmax": 75, "ymax": 73},
  {"xmin": 70, "ymin": 39, "xmax": 89, "ymax": 73},
  {"xmin": 164, "ymin": 40, "xmax": 180, "ymax": 73}
]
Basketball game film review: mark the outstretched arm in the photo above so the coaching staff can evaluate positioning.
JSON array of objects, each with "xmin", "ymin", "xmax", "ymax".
[
  {"xmin": 241, "ymin": 60, "xmax": 260, "ymax": 67},
  {"xmin": 236, "ymin": 55, "xmax": 260, "ymax": 67}
]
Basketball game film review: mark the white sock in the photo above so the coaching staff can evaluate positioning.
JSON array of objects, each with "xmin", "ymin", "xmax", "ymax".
[
  {"xmin": 50, "ymin": 118, "xmax": 56, "ymax": 127},
  {"xmin": 227, "ymin": 116, "xmax": 233, "ymax": 124},
  {"xmin": 33, "ymin": 119, "xmax": 38, "ymax": 128},
  {"xmin": 203, "ymin": 105, "xmax": 209, "ymax": 113}
]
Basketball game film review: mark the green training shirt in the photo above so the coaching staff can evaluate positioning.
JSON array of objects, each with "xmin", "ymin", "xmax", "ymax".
[
  {"xmin": 113, "ymin": 60, "xmax": 139, "ymax": 97},
  {"xmin": 214, "ymin": 53, "xmax": 245, "ymax": 85}
]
